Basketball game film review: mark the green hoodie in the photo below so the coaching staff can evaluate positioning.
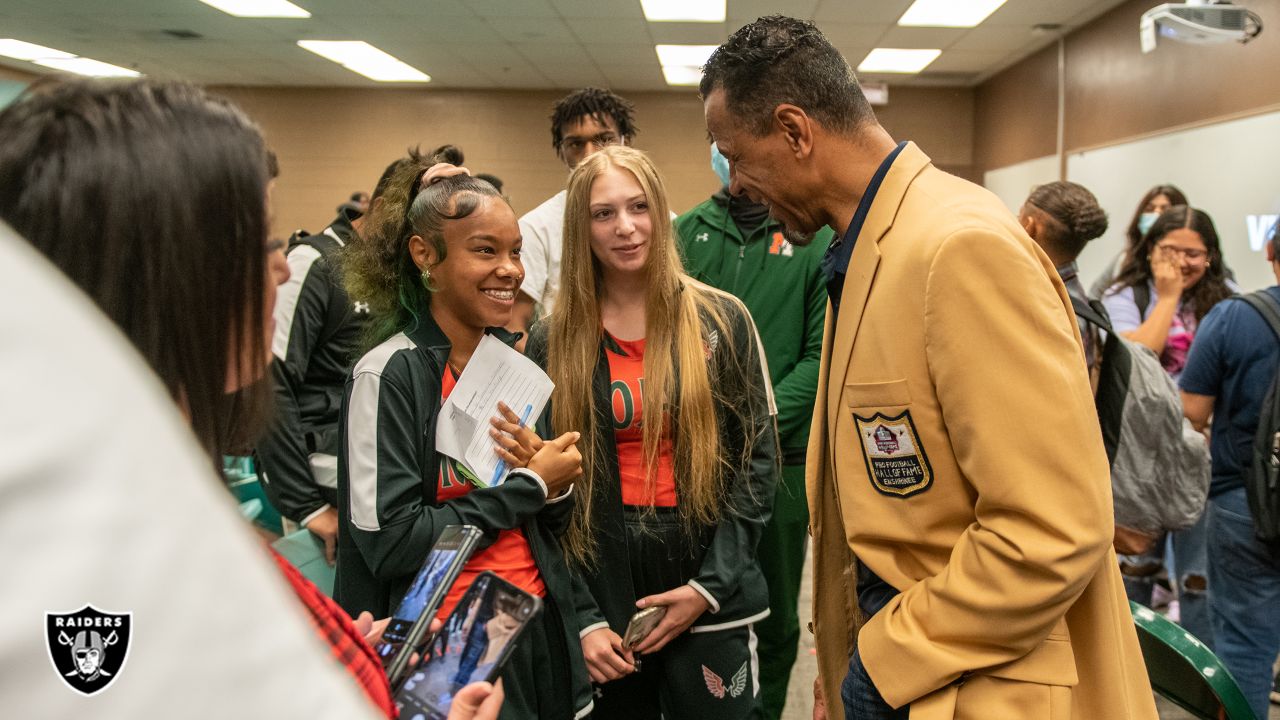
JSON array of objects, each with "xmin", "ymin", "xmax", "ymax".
[{"xmin": 676, "ymin": 190, "xmax": 834, "ymax": 460}]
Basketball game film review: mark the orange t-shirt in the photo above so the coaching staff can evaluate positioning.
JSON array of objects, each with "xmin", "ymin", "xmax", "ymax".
[
  {"xmin": 605, "ymin": 334, "xmax": 677, "ymax": 507},
  {"xmin": 436, "ymin": 366, "xmax": 545, "ymax": 619}
]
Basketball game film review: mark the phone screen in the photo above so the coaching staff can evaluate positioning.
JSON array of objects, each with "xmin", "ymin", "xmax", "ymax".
[
  {"xmin": 377, "ymin": 525, "xmax": 480, "ymax": 664},
  {"xmin": 395, "ymin": 572, "xmax": 541, "ymax": 720}
]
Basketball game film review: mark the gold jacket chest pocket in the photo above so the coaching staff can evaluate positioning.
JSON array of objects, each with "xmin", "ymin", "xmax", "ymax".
[{"xmin": 841, "ymin": 379, "xmax": 933, "ymax": 499}]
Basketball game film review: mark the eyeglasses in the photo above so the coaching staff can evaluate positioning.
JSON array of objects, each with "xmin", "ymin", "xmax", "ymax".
[
  {"xmin": 1155, "ymin": 243, "xmax": 1208, "ymax": 263},
  {"xmin": 559, "ymin": 132, "xmax": 620, "ymax": 155}
]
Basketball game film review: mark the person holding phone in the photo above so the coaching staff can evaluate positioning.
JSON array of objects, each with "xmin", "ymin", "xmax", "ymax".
[
  {"xmin": 526, "ymin": 145, "xmax": 779, "ymax": 719},
  {"xmin": 336, "ymin": 160, "xmax": 594, "ymax": 719}
]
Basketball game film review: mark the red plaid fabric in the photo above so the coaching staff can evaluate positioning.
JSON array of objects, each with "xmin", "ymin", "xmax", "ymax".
[{"xmin": 269, "ymin": 548, "xmax": 396, "ymax": 718}]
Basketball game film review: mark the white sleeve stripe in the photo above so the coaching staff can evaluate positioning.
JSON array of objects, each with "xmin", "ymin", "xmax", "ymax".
[
  {"xmin": 347, "ymin": 371, "xmax": 383, "ymax": 531},
  {"xmin": 346, "ymin": 334, "xmax": 416, "ymax": 532},
  {"xmin": 578, "ymin": 621, "xmax": 610, "ymax": 639},
  {"xmin": 271, "ymin": 245, "xmax": 323, "ymax": 362}
]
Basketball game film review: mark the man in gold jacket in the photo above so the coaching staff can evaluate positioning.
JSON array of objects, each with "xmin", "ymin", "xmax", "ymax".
[{"xmin": 702, "ymin": 16, "xmax": 1157, "ymax": 720}]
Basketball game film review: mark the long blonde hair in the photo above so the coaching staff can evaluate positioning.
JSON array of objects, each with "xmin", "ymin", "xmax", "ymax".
[{"xmin": 548, "ymin": 145, "xmax": 731, "ymax": 566}]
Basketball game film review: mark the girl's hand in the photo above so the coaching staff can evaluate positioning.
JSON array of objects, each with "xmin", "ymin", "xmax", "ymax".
[
  {"xmin": 630, "ymin": 585, "xmax": 710, "ymax": 655},
  {"xmin": 421, "ymin": 163, "xmax": 471, "ymax": 187},
  {"xmin": 1150, "ymin": 246, "xmax": 1183, "ymax": 300},
  {"xmin": 526, "ymin": 431, "xmax": 582, "ymax": 497},
  {"xmin": 490, "ymin": 402, "xmax": 542, "ymax": 469},
  {"xmin": 581, "ymin": 628, "xmax": 635, "ymax": 684}
]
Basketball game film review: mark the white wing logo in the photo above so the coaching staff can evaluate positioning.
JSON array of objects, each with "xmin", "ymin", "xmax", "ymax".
[
  {"xmin": 728, "ymin": 661, "xmax": 748, "ymax": 698},
  {"xmin": 702, "ymin": 661, "xmax": 749, "ymax": 699}
]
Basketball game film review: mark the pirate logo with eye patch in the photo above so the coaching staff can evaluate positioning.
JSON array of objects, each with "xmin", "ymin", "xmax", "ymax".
[{"xmin": 46, "ymin": 606, "xmax": 132, "ymax": 696}]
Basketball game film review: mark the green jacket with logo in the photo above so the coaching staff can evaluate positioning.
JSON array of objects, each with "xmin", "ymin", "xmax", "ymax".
[{"xmin": 676, "ymin": 193, "xmax": 834, "ymax": 461}]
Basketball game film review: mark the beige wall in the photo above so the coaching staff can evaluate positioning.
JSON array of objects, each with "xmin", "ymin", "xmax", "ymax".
[
  {"xmin": 212, "ymin": 84, "xmax": 977, "ymax": 236},
  {"xmin": 976, "ymin": 0, "xmax": 1280, "ymax": 175}
]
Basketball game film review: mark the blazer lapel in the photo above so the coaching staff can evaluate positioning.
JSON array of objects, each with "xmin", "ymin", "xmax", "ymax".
[{"xmin": 824, "ymin": 142, "xmax": 933, "ymax": 433}]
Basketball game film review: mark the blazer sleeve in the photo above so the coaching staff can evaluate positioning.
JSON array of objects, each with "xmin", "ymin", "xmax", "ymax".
[
  {"xmin": 689, "ymin": 301, "xmax": 780, "ymax": 610},
  {"xmin": 342, "ymin": 359, "xmax": 553, "ymax": 582},
  {"xmin": 858, "ymin": 228, "xmax": 1113, "ymax": 707}
]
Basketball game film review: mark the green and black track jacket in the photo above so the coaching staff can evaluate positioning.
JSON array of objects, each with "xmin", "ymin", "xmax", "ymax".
[{"xmin": 333, "ymin": 313, "xmax": 593, "ymax": 717}]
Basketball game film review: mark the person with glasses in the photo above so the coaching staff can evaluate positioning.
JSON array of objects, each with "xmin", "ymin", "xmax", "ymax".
[
  {"xmin": 1102, "ymin": 205, "xmax": 1237, "ymax": 650},
  {"xmin": 512, "ymin": 88, "xmax": 638, "ymax": 347}
]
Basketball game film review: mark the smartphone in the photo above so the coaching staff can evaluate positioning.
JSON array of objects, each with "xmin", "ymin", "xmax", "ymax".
[
  {"xmin": 623, "ymin": 605, "xmax": 667, "ymax": 649},
  {"xmin": 395, "ymin": 571, "xmax": 541, "ymax": 720},
  {"xmin": 378, "ymin": 525, "xmax": 484, "ymax": 688}
]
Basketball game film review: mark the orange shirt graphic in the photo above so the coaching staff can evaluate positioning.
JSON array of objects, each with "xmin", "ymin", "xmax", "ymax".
[{"xmin": 605, "ymin": 334, "xmax": 677, "ymax": 507}]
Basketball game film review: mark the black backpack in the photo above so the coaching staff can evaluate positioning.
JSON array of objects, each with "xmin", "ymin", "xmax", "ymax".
[{"xmin": 1239, "ymin": 291, "xmax": 1280, "ymax": 548}]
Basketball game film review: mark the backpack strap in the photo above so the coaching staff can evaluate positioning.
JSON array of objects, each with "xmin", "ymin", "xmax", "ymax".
[
  {"xmin": 1133, "ymin": 283, "xmax": 1151, "ymax": 321},
  {"xmin": 1239, "ymin": 291, "xmax": 1280, "ymax": 342},
  {"xmin": 1071, "ymin": 295, "xmax": 1115, "ymax": 333}
]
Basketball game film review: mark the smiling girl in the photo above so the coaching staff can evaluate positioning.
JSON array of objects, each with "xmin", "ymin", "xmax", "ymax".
[
  {"xmin": 526, "ymin": 146, "xmax": 778, "ymax": 719},
  {"xmin": 336, "ymin": 159, "xmax": 593, "ymax": 719}
]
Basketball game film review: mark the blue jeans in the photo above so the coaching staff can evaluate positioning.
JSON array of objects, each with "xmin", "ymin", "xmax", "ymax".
[
  {"xmin": 1207, "ymin": 489, "xmax": 1280, "ymax": 720},
  {"xmin": 1121, "ymin": 509, "xmax": 1214, "ymax": 649},
  {"xmin": 841, "ymin": 649, "xmax": 907, "ymax": 720}
]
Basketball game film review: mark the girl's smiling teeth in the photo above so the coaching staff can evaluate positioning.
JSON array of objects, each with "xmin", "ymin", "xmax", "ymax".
[{"xmin": 482, "ymin": 288, "xmax": 515, "ymax": 302}]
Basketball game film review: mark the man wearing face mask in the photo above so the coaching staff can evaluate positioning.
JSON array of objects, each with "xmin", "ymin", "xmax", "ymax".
[{"xmin": 675, "ymin": 144, "xmax": 834, "ymax": 720}]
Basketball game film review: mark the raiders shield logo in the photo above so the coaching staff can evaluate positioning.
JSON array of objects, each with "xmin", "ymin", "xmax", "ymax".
[
  {"xmin": 853, "ymin": 411, "xmax": 933, "ymax": 497},
  {"xmin": 46, "ymin": 606, "xmax": 132, "ymax": 696}
]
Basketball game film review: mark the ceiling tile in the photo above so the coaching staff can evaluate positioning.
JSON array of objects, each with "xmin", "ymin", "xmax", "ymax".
[
  {"xmin": 484, "ymin": 16, "xmax": 577, "ymax": 43},
  {"xmin": 548, "ymin": 0, "xmax": 646, "ymax": 21},
  {"xmin": 373, "ymin": 0, "xmax": 476, "ymax": 16},
  {"xmin": 731, "ymin": 0, "xmax": 821, "ymax": 22},
  {"xmin": 817, "ymin": 22, "xmax": 887, "ymax": 46},
  {"xmin": 536, "ymin": 62, "xmax": 609, "ymax": 88},
  {"xmin": 583, "ymin": 43, "xmax": 655, "ymax": 66},
  {"xmin": 512, "ymin": 42, "xmax": 593, "ymax": 66},
  {"xmin": 645, "ymin": 23, "xmax": 730, "ymax": 45},
  {"xmin": 596, "ymin": 62, "xmax": 667, "ymax": 90},
  {"xmin": 949, "ymin": 23, "xmax": 1039, "ymax": 52},
  {"xmin": 983, "ymin": 0, "xmax": 1090, "ymax": 26},
  {"xmin": 565, "ymin": 17, "xmax": 652, "ymax": 45},
  {"xmin": 468, "ymin": 0, "xmax": 559, "ymax": 18},
  {"xmin": 924, "ymin": 49, "xmax": 1010, "ymax": 73},
  {"xmin": 813, "ymin": 0, "xmax": 912, "ymax": 24},
  {"xmin": 876, "ymin": 25, "xmax": 967, "ymax": 50}
]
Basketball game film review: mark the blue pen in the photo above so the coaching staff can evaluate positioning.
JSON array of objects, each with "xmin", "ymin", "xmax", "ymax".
[{"xmin": 490, "ymin": 403, "xmax": 534, "ymax": 487}]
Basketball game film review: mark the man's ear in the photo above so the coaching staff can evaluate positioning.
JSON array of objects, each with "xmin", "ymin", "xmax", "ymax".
[
  {"xmin": 408, "ymin": 235, "xmax": 437, "ymax": 272},
  {"xmin": 774, "ymin": 104, "xmax": 813, "ymax": 158},
  {"xmin": 1267, "ymin": 240, "xmax": 1276, "ymax": 264}
]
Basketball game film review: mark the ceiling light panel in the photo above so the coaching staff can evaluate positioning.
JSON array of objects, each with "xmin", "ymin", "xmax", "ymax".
[
  {"xmin": 654, "ymin": 44, "xmax": 717, "ymax": 67},
  {"xmin": 0, "ymin": 39, "xmax": 75, "ymax": 61},
  {"xmin": 857, "ymin": 48, "xmax": 942, "ymax": 73},
  {"xmin": 661, "ymin": 65, "xmax": 703, "ymax": 86},
  {"xmin": 34, "ymin": 57, "xmax": 140, "ymax": 77},
  {"xmin": 198, "ymin": 0, "xmax": 311, "ymax": 18},
  {"xmin": 897, "ymin": 0, "xmax": 1008, "ymax": 28},
  {"xmin": 641, "ymin": 0, "xmax": 726, "ymax": 23},
  {"xmin": 297, "ymin": 41, "xmax": 431, "ymax": 82}
]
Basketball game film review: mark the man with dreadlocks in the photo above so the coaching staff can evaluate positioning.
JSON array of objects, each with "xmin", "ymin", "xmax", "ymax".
[{"xmin": 512, "ymin": 88, "xmax": 639, "ymax": 342}]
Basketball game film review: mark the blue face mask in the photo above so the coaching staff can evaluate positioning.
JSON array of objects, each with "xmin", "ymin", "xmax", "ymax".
[
  {"xmin": 710, "ymin": 143, "xmax": 730, "ymax": 187},
  {"xmin": 1137, "ymin": 212, "xmax": 1159, "ymax": 236}
]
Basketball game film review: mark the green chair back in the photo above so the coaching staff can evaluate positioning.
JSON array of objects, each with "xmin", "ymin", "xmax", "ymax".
[
  {"xmin": 272, "ymin": 528, "xmax": 335, "ymax": 597},
  {"xmin": 1130, "ymin": 601, "xmax": 1256, "ymax": 719}
]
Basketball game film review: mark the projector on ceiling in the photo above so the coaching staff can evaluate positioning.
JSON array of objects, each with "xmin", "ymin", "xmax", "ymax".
[{"xmin": 1140, "ymin": 1, "xmax": 1263, "ymax": 53}]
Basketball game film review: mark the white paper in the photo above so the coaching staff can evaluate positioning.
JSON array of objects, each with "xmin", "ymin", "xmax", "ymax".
[{"xmin": 434, "ymin": 335, "xmax": 555, "ymax": 487}]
